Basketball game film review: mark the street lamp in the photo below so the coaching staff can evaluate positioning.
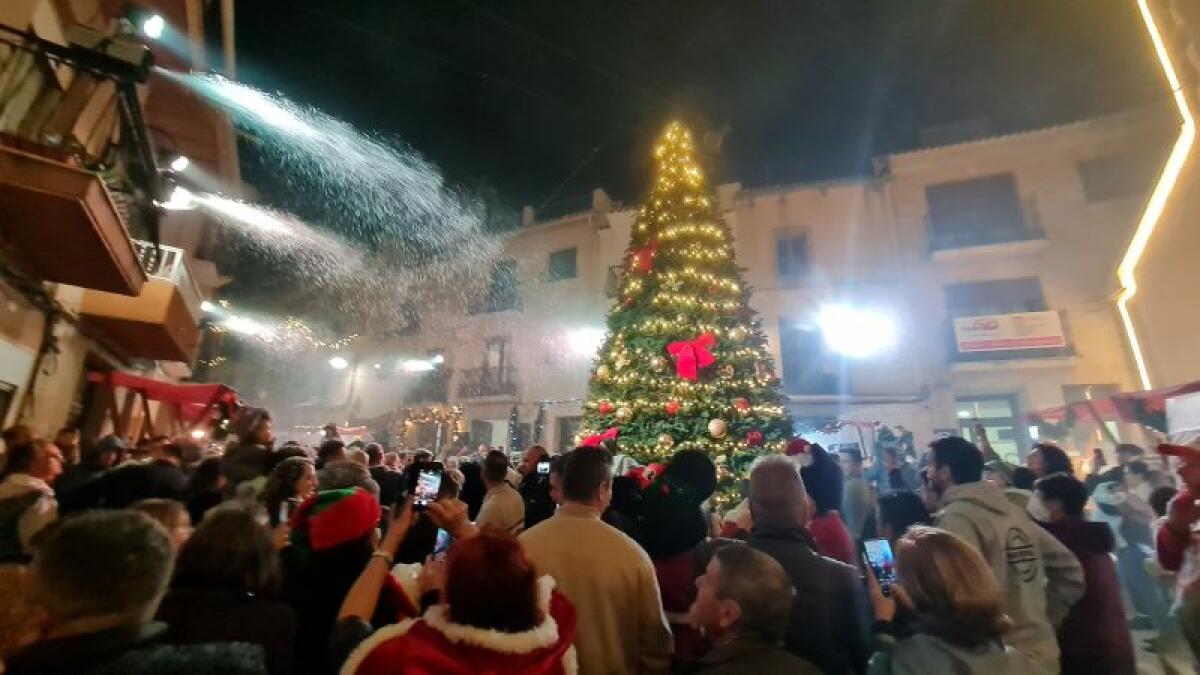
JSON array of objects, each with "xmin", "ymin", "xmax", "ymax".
[
  {"xmin": 817, "ymin": 304, "xmax": 897, "ymax": 358},
  {"xmin": 141, "ymin": 14, "xmax": 165, "ymax": 40}
]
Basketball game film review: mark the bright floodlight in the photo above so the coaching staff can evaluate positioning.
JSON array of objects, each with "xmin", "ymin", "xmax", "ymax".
[
  {"xmin": 400, "ymin": 359, "xmax": 436, "ymax": 373},
  {"xmin": 817, "ymin": 305, "xmax": 896, "ymax": 358},
  {"xmin": 329, "ymin": 356, "xmax": 349, "ymax": 370},
  {"xmin": 190, "ymin": 429, "xmax": 206, "ymax": 440},
  {"xmin": 567, "ymin": 327, "xmax": 606, "ymax": 357},
  {"xmin": 430, "ymin": 354, "xmax": 445, "ymax": 365},
  {"xmin": 158, "ymin": 185, "xmax": 196, "ymax": 211},
  {"xmin": 199, "ymin": 300, "xmax": 216, "ymax": 313},
  {"xmin": 142, "ymin": 14, "xmax": 165, "ymax": 39},
  {"xmin": 170, "ymin": 155, "xmax": 190, "ymax": 172}
]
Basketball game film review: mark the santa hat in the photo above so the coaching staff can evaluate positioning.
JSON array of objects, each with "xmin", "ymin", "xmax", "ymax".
[
  {"xmin": 784, "ymin": 438, "xmax": 813, "ymax": 467},
  {"xmin": 290, "ymin": 487, "xmax": 380, "ymax": 551},
  {"xmin": 1159, "ymin": 441, "xmax": 1200, "ymax": 464}
]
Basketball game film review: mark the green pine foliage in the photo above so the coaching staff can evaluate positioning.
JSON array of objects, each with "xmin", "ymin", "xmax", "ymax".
[{"xmin": 581, "ymin": 122, "xmax": 795, "ymax": 501}]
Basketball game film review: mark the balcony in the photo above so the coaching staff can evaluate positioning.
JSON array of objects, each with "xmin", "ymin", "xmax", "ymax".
[
  {"xmin": 926, "ymin": 198, "xmax": 1046, "ymax": 258},
  {"xmin": 948, "ymin": 310, "xmax": 1074, "ymax": 366},
  {"xmin": 407, "ymin": 370, "xmax": 450, "ymax": 404},
  {"xmin": 80, "ymin": 241, "xmax": 203, "ymax": 363},
  {"xmin": 457, "ymin": 366, "xmax": 518, "ymax": 399},
  {"xmin": 0, "ymin": 27, "xmax": 156, "ymax": 296}
]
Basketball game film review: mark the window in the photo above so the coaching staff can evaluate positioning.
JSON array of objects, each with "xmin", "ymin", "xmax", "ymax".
[
  {"xmin": 548, "ymin": 247, "xmax": 578, "ymax": 281},
  {"xmin": 1077, "ymin": 153, "xmax": 1159, "ymax": 203},
  {"xmin": 776, "ymin": 231, "xmax": 810, "ymax": 279},
  {"xmin": 470, "ymin": 260, "xmax": 520, "ymax": 314},
  {"xmin": 944, "ymin": 278, "xmax": 1046, "ymax": 318},
  {"xmin": 955, "ymin": 395, "xmax": 1025, "ymax": 463},
  {"xmin": 925, "ymin": 173, "xmax": 1033, "ymax": 250},
  {"xmin": 605, "ymin": 265, "xmax": 623, "ymax": 298},
  {"xmin": 778, "ymin": 320, "xmax": 837, "ymax": 395},
  {"xmin": 484, "ymin": 337, "xmax": 509, "ymax": 371},
  {"xmin": 556, "ymin": 416, "xmax": 582, "ymax": 452}
]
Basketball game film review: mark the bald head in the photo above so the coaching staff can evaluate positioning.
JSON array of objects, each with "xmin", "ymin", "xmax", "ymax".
[{"xmin": 749, "ymin": 456, "xmax": 809, "ymax": 528}]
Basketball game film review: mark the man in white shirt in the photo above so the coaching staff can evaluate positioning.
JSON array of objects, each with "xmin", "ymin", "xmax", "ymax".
[
  {"xmin": 475, "ymin": 450, "xmax": 525, "ymax": 535},
  {"xmin": 0, "ymin": 439, "xmax": 63, "ymax": 561}
]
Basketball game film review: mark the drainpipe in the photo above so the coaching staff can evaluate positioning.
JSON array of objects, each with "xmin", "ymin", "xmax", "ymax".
[{"xmin": 221, "ymin": 0, "xmax": 236, "ymax": 77}]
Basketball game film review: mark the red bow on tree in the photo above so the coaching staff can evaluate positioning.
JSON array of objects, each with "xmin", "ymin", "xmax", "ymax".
[
  {"xmin": 666, "ymin": 332, "xmax": 717, "ymax": 381},
  {"xmin": 582, "ymin": 427, "xmax": 619, "ymax": 447},
  {"xmin": 630, "ymin": 241, "xmax": 659, "ymax": 274}
]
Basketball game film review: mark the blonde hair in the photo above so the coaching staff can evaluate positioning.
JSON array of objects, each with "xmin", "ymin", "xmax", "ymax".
[{"xmin": 894, "ymin": 526, "xmax": 1011, "ymax": 647}]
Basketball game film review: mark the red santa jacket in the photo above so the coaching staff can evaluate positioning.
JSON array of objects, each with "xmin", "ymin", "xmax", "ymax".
[{"xmin": 342, "ymin": 576, "xmax": 578, "ymax": 675}]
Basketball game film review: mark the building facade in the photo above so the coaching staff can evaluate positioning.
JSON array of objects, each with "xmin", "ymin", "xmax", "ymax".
[
  {"xmin": 0, "ymin": 0, "xmax": 238, "ymax": 440},
  {"xmin": 326, "ymin": 107, "xmax": 1179, "ymax": 463}
]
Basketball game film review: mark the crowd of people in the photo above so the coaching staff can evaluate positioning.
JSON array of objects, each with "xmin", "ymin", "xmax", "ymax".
[{"xmin": 1, "ymin": 412, "xmax": 1199, "ymax": 675}]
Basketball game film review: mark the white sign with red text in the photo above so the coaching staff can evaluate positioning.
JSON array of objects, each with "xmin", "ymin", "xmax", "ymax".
[{"xmin": 953, "ymin": 311, "xmax": 1066, "ymax": 353}]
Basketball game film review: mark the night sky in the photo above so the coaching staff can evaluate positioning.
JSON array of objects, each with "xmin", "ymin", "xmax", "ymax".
[{"xmin": 229, "ymin": 0, "xmax": 1166, "ymax": 220}]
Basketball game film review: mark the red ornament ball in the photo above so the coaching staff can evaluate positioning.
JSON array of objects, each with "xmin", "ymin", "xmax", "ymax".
[
  {"xmin": 746, "ymin": 430, "xmax": 764, "ymax": 447},
  {"xmin": 734, "ymin": 397, "xmax": 751, "ymax": 411},
  {"xmin": 598, "ymin": 401, "xmax": 614, "ymax": 415},
  {"xmin": 665, "ymin": 400, "xmax": 681, "ymax": 416}
]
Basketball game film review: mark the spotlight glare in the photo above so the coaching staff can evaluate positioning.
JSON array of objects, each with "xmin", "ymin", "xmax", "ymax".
[
  {"xmin": 566, "ymin": 327, "xmax": 606, "ymax": 357},
  {"xmin": 329, "ymin": 356, "xmax": 349, "ymax": 370},
  {"xmin": 189, "ymin": 429, "xmax": 206, "ymax": 440},
  {"xmin": 170, "ymin": 155, "xmax": 190, "ymax": 172},
  {"xmin": 142, "ymin": 14, "xmax": 165, "ymax": 39},
  {"xmin": 817, "ymin": 305, "xmax": 896, "ymax": 358}
]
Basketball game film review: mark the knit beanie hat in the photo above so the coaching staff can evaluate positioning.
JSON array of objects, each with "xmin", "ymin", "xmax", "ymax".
[{"xmin": 290, "ymin": 487, "xmax": 380, "ymax": 552}]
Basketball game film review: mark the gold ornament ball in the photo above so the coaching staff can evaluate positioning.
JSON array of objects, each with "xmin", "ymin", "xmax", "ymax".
[
  {"xmin": 650, "ymin": 356, "xmax": 668, "ymax": 372},
  {"xmin": 729, "ymin": 326, "xmax": 748, "ymax": 343},
  {"xmin": 708, "ymin": 418, "xmax": 728, "ymax": 438},
  {"xmin": 595, "ymin": 365, "xmax": 611, "ymax": 380},
  {"xmin": 657, "ymin": 433, "xmax": 675, "ymax": 448},
  {"xmin": 615, "ymin": 407, "xmax": 633, "ymax": 423}
]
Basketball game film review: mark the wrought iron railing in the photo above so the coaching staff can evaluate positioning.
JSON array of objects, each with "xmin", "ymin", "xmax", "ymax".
[
  {"xmin": 132, "ymin": 239, "xmax": 202, "ymax": 320},
  {"xmin": 457, "ymin": 366, "xmax": 518, "ymax": 398}
]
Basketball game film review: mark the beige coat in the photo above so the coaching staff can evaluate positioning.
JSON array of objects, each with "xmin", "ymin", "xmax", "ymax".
[{"xmin": 520, "ymin": 503, "xmax": 672, "ymax": 675}]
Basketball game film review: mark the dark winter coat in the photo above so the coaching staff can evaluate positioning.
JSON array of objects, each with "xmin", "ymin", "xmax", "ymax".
[
  {"xmin": 4, "ymin": 621, "xmax": 266, "ymax": 675},
  {"xmin": 1040, "ymin": 517, "xmax": 1137, "ymax": 675},
  {"xmin": 745, "ymin": 524, "xmax": 873, "ymax": 674},
  {"xmin": 679, "ymin": 634, "xmax": 820, "ymax": 675},
  {"xmin": 157, "ymin": 587, "xmax": 297, "ymax": 675},
  {"xmin": 519, "ymin": 471, "xmax": 555, "ymax": 530},
  {"xmin": 94, "ymin": 460, "xmax": 189, "ymax": 508},
  {"xmin": 369, "ymin": 466, "xmax": 404, "ymax": 507},
  {"xmin": 222, "ymin": 444, "xmax": 273, "ymax": 488}
]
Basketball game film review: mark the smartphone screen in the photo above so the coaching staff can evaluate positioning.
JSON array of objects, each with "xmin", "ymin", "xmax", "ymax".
[
  {"xmin": 536, "ymin": 460, "xmax": 550, "ymax": 475},
  {"xmin": 414, "ymin": 467, "xmax": 444, "ymax": 509},
  {"xmin": 434, "ymin": 527, "xmax": 452, "ymax": 556},
  {"xmin": 864, "ymin": 538, "xmax": 897, "ymax": 595}
]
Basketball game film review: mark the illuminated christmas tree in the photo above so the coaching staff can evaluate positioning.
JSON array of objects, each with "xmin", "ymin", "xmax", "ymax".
[{"xmin": 582, "ymin": 121, "xmax": 795, "ymax": 506}]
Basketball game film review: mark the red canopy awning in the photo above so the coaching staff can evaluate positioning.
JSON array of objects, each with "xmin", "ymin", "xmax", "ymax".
[
  {"xmin": 1028, "ymin": 380, "xmax": 1200, "ymax": 432},
  {"xmin": 88, "ymin": 371, "xmax": 240, "ymax": 424}
]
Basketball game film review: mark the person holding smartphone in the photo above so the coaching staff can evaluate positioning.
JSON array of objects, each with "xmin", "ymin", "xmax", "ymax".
[
  {"xmin": 865, "ymin": 526, "xmax": 1031, "ymax": 673},
  {"xmin": 518, "ymin": 446, "xmax": 555, "ymax": 530}
]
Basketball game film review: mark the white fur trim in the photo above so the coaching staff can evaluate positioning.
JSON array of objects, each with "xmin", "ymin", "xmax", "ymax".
[
  {"xmin": 390, "ymin": 562, "xmax": 422, "ymax": 608},
  {"xmin": 562, "ymin": 645, "xmax": 579, "ymax": 675},
  {"xmin": 341, "ymin": 617, "xmax": 418, "ymax": 675},
  {"xmin": 422, "ymin": 575, "xmax": 560, "ymax": 654}
]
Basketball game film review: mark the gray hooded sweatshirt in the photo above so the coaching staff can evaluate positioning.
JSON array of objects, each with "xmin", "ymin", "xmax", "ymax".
[
  {"xmin": 869, "ymin": 633, "xmax": 1036, "ymax": 675},
  {"xmin": 935, "ymin": 481, "xmax": 1085, "ymax": 672}
]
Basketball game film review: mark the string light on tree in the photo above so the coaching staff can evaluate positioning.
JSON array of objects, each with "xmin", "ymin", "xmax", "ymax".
[{"xmin": 582, "ymin": 121, "xmax": 795, "ymax": 505}]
